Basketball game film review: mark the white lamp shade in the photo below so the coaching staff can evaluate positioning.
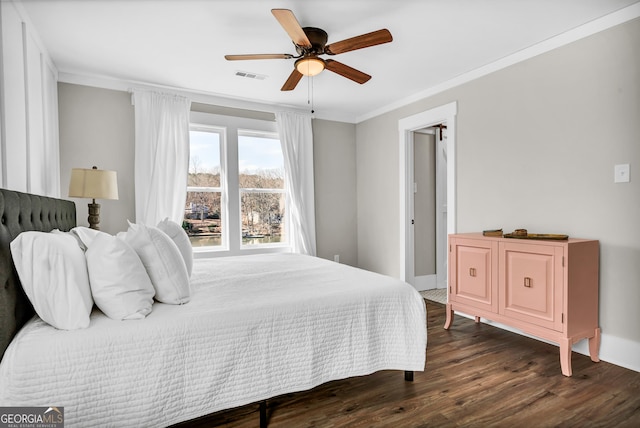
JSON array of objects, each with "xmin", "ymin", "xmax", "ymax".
[{"xmin": 69, "ymin": 168, "xmax": 119, "ymax": 200}]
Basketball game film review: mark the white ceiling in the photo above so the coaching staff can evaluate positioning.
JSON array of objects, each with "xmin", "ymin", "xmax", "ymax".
[{"xmin": 19, "ymin": 0, "xmax": 639, "ymax": 122}]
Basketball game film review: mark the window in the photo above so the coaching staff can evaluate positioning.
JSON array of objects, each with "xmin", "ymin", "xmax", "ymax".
[
  {"xmin": 184, "ymin": 126, "xmax": 225, "ymax": 248},
  {"xmin": 184, "ymin": 112, "xmax": 288, "ymax": 254},
  {"xmin": 238, "ymin": 131, "xmax": 286, "ymax": 247}
]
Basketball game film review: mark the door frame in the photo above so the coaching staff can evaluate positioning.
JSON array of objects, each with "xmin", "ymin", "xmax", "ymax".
[{"xmin": 398, "ymin": 101, "xmax": 457, "ymax": 285}]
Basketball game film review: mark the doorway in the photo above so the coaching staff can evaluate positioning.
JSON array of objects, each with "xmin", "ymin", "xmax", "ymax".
[{"xmin": 398, "ymin": 102, "xmax": 457, "ymax": 290}]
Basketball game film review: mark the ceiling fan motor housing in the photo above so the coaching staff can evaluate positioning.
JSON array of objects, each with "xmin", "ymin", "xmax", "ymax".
[{"xmin": 297, "ymin": 27, "xmax": 329, "ymax": 55}]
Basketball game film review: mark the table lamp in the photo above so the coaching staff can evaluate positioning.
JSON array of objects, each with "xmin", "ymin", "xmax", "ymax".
[{"xmin": 68, "ymin": 166, "xmax": 119, "ymax": 230}]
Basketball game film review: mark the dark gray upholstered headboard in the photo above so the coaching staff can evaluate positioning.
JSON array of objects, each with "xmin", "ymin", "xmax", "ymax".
[{"xmin": 0, "ymin": 188, "xmax": 76, "ymax": 359}]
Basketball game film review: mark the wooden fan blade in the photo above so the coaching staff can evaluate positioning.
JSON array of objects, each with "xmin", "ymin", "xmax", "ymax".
[
  {"xmin": 225, "ymin": 54, "xmax": 293, "ymax": 61},
  {"xmin": 325, "ymin": 59, "xmax": 371, "ymax": 84},
  {"xmin": 281, "ymin": 69, "xmax": 303, "ymax": 91},
  {"xmin": 272, "ymin": 9, "xmax": 312, "ymax": 48},
  {"xmin": 325, "ymin": 29, "xmax": 392, "ymax": 55}
]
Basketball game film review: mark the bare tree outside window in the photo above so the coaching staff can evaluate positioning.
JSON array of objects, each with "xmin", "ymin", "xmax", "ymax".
[
  {"xmin": 184, "ymin": 127, "xmax": 287, "ymax": 249},
  {"xmin": 238, "ymin": 133, "xmax": 286, "ymax": 246},
  {"xmin": 184, "ymin": 130, "xmax": 222, "ymax": 247}
]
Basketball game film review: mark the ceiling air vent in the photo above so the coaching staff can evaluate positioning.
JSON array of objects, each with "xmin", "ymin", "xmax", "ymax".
[{"xmin": 235, "ymin": 71, "xmax": 267, "ymax": 80}]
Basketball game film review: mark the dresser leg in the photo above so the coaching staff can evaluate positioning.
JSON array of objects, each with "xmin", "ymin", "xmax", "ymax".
[
  {"xmin": 589, "ymin": 328, "xmax": 601, "ymax": 362},
  {"xmin": 559, "ymin": 338, "xmax": 572, "ymax": 377},
  {"xmin": 444, "ymin": 303, "xmax": 453, "ymax": 329}
]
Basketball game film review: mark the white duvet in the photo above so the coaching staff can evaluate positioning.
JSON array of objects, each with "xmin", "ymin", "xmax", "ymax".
[{"xmin": 0, "ymin": 253, "xmax": 426, "ymax": 427}]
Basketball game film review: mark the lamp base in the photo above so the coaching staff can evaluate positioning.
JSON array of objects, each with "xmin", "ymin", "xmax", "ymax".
[{"xmin": 88, "ymin": 202, "xmax": 101, "ymax": 230}]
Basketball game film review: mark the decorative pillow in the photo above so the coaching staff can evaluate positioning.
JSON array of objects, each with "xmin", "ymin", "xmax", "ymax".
[
  {"xmin": 86, "ymin": 233, "xmax": 155, "ymax": 320},
  {"xmin": 10, "ymin": 231, "xmax": 93, "ymax": 330},
  {"xmin": 157, "ymin": 218, "xmax": 193, "ymax": 277},
  {"xmin": 122, "ymin": 222, "xmax": 190, "ymax": 304}
]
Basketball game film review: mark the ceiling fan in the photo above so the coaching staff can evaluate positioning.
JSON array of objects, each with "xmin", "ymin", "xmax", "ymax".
[{"xmin": 225, "ymin": 9, "xmax": 393, "ymax": 91}]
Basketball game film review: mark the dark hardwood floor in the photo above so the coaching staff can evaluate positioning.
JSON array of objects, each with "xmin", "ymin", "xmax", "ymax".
[{"xmin": 172, "ymin": 300, "xmax": 640, "ymax": 427}]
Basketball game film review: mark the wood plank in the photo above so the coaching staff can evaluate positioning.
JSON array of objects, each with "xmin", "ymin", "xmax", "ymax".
[{"xmin": 170, "ymin": 301, "xmax": 640, "ymax": 427}]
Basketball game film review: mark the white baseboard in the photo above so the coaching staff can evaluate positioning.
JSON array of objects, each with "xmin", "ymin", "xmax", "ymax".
[
  {"xmin": 455, "ymin": 312, "xmax": 640, "ymax": 374},
  {"xmin": 413, "ymin": 274, "xmax": 436, "ymax": 291}
]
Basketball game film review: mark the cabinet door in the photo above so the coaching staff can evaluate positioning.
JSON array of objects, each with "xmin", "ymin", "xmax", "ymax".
[
  {"xmin": 499, "ymin": 242, "xmax": 564, "ymax": 332},
  {"xmin": 449, "ymin": 238, "xmax": 498, "ymax": 312}
]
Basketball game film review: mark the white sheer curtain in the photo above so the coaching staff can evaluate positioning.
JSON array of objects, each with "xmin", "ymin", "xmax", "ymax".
[
  {"xmin": 275, "ymin": 111, "xmax": 317, "ymax": 256},
  {"xmin": 133, "ymin": 90, "xmax": 191, "ymax": 225}
]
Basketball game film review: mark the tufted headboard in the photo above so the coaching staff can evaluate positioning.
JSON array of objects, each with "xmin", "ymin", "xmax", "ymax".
[{"xmin": 0, "ymin": 188, "xmax": 76, "ymax": 360}]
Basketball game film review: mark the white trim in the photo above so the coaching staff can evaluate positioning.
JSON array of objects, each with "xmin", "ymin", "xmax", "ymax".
[
  {"xmin": 0, "ymin": 2, "xmax": 6, "ymax": 188},
  {"xmin": 465, "ymin": 314, "xmax": 640, "ymax": 374},
  {"xmin": 398, "ymin": 102, "xmax": 457, "ymax": 282},
  {"xmin": 358, "ymin": 3, "xmax": 640, "ymax": 123},
  {"xmin": 413, "ymin": 274, "xmax": 437, "ymax": 292},
  {"xmin": 21, "ymin": 22, "xmax": 30, "ymax": 192},
  {"xmin": 11, "ymin": 0, "xmax": 57, "ymax": 79}
]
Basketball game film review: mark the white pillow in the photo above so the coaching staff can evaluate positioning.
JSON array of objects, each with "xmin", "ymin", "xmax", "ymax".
[
  {"xmin": 86, "ymin": 233, "xmax": 155, "ymax": 320},
  {"xmin": 122, "ymin": 222, "xmax": 190, "ymax": 304},
  {"xmin": 10, "ymin": 231, "xmax": 93, "ymax": 330},
  {"xmin": 52, "ymin": 227, "xmax": 108, "ymax": 251},
  {"xmin": 157, "ymin": 218, "xmax": 193, "ymax": 277},
  {"xmin": 70, "ymin": 226, "xmax": 109, "ymax": 250}
]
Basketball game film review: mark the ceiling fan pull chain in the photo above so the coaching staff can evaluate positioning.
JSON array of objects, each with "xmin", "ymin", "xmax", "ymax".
[
  {"xmin": 307, "ymin": 75, "xmax": 315, "ymax": 114},
  {"xmin": 311, "ymin": 76, "xmax": 315, "ymax": 114}
]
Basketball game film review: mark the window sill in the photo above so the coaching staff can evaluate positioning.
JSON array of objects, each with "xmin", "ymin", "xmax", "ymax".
[{"xmin": 193, "ymin": 245, "xmax": 292, "ymax": 259}]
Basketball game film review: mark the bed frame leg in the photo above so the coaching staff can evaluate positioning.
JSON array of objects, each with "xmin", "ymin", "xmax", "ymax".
[
  {"xmin": 404, "ymin": 371, "xmax": 414, "ymax": 382},
  {"xmin": 260, "ymin": 400, "xmax": 268, "ymax": 428}
]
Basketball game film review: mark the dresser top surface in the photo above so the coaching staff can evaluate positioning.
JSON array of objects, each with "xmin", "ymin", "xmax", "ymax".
[{"xmin": 450, "ymin": 232, "xmax": 598, "ymax": 245}]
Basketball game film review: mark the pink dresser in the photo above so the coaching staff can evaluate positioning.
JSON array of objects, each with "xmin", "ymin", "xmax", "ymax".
[{"xmin": 444, "ymin": 233, "xmax": 600, "ymax": 376}]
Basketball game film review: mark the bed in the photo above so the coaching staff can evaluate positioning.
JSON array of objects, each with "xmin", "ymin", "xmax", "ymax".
[{"xmin": 0, "ymin": 188, "xmax": 427, "ymax": 427}]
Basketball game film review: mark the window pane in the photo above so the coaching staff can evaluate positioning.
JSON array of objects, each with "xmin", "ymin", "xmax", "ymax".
[
  {"xmin": 238, "ymin": 133, "xmax": 286, "ymax": 247},
  {"xmin": 238, "ymin": 134, "xmax": 284, "ymax": 189},
  {"xmin": 189, "ymin": 130, "xmax": 220, "ymax": 187},
  {"xmin": 184, "ymin": 191, "xmax": 222, "ymax": 247},
  {"xmin": 186, "ymin": 128, "xmax": 222, "ymax": 248},
  {"xmin": 241, "ymin": 191, "xmax": 285, "ymax": 245}
]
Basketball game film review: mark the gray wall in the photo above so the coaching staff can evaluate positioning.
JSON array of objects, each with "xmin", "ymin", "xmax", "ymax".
[
  {"xmin": 313, "ymin": 119, "xmax": 358, "ymax": 266},
  {"xmin": 57, "ymin": 83, "xmax": 357, "ymax": 264},
  {"xmin": 356, "ymin": 18, "xmax": 640, "ymax": 356},
  {"xmin": 58, "ymin": 83, "xmax": 135, "ymax": 234},
  {"xmin": 414, "ymin": 132, "xmax": 436, "ymax": 276}
]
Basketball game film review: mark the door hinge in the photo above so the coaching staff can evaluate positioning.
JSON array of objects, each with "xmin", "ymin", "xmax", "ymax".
[
  {"xmin": 561, "ymin": 313, "xmax": 564, "ymax": 323},
  {"xmin": 412, "ymin": 219, "xmax": 415, "ymax": 225},
  {"xmin": 562, "ymin": 256, "xmax": 565, "ymax": 267},
  {"xmin": 449, "ymin": 244, "xmax": 452, "ymax": 252}
]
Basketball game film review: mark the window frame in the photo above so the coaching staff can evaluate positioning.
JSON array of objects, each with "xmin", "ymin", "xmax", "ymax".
[
  {"xmin": 186, "ymin": 124, "xmax": 228, "ymax": 251},
  {"xmin": 188, "ymin": 111, "xmax": 291, "ymax": 257},
  {"xmin": 237, "ymin": 129, "xmax": 287, "ymax": 249}
]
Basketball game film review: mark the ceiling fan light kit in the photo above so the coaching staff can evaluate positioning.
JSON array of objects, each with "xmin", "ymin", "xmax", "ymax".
[
  {"xmin": 225, "ymin": 8, "xmax": 392, "ymax": 91},
  {"xmin": 295, "ymin": 56, "xmax": 325, "ymax": 76}
]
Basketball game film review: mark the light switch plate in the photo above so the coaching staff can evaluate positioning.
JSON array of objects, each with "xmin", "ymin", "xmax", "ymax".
[{"xmin": 614, "ymin": 164, "xmax": 630, "ymax": 183}]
